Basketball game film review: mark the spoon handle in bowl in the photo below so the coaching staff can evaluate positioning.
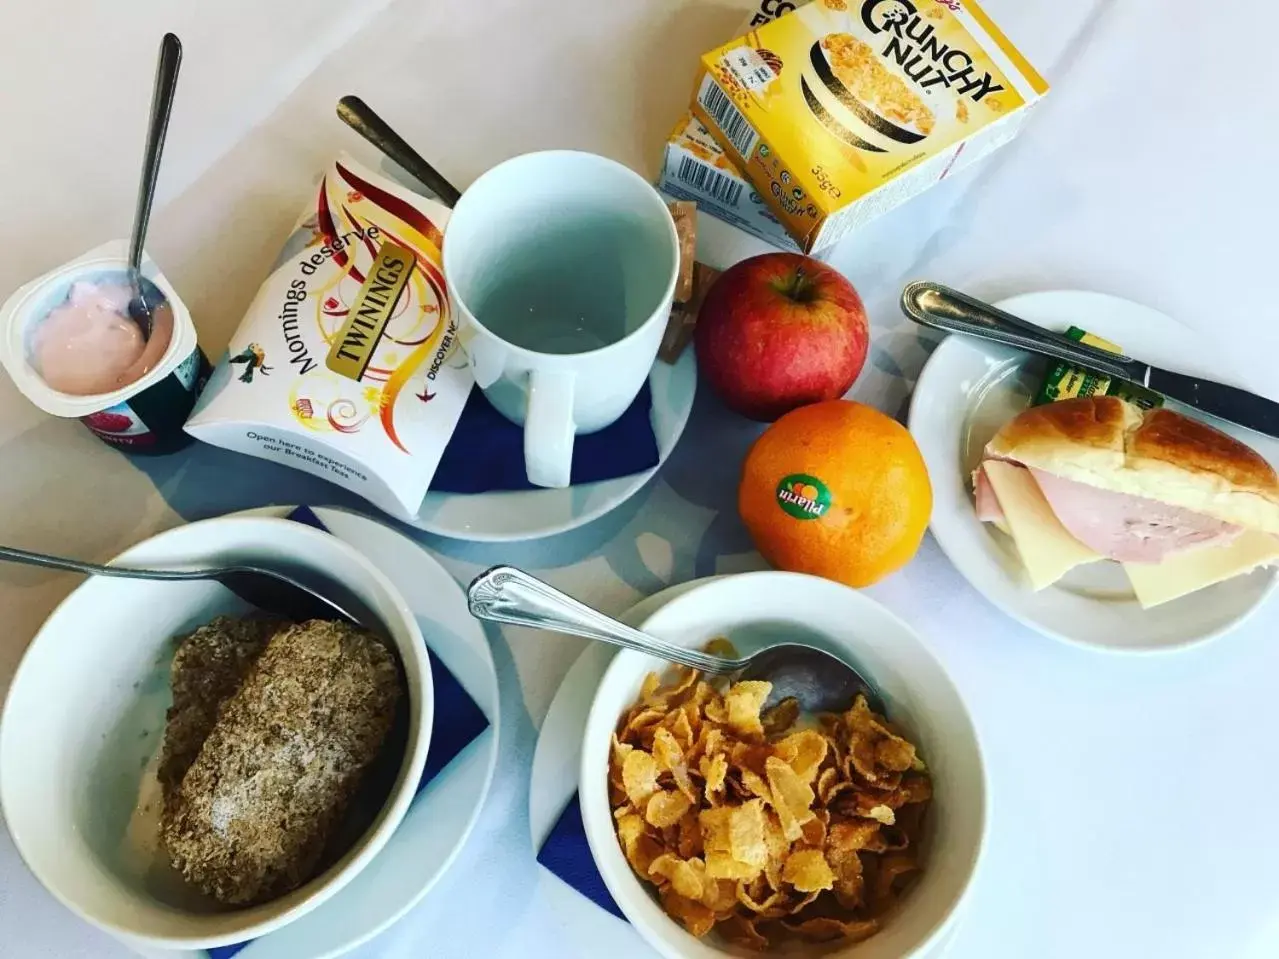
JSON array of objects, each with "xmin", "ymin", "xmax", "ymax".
[
  {"xmin": 0, "ymin": 545, "xmax": 203, "ymax": 580},
  {"xmin": 467, "ymin": 566, "xmax": 739, "ymax": 674}
]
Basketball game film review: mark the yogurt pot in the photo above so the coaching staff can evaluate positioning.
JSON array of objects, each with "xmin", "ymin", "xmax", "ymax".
[{"xmin": 0, "ymin": 240, "xmax": 209, "ymax": 454}]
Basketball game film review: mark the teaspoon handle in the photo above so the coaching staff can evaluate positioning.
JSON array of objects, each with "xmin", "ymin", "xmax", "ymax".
[
  {"xmin": 336, "ymin": 95, "xmax": 462, "ymax": 208},
  {"xmin": 0, "ymin": 545, "xmax": 121, "ymax": 577},
  {"xmin": 467, "ymin": 566, "xmax": 737, "ymax": 674},
  {"xmin": 0, "ymin": 545, "xmax": 202, "ymax": 581},
  {"xmin": 129, "ymin": 32, "xmax": 182, "ymax": 273}
]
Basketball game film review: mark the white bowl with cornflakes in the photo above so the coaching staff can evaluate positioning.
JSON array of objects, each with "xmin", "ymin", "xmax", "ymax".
[{"xmin": 580, "ymin": 571, "xmax": 985, "ymax": 958}]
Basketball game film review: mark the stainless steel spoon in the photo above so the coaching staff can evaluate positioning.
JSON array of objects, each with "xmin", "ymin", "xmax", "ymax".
[
  {"xmin": 125, "ymin": 32, "xmax": 183, "ymax": 335},
  {"xmin": 0, "ymin": 543, "xmax": 385, "ymax": 635},
  {"xmin": 468, "ymin": 565, "xmax": 883, "ymax": 714},
  {"xmin": 336, "ymin": 95, "xmax": 462, "ymax": 207}
]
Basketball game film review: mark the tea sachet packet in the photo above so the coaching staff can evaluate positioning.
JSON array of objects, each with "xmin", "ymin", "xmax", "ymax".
[{"xmin": 186, "ymin": 155, "xmax": 472, "ymax": 519}]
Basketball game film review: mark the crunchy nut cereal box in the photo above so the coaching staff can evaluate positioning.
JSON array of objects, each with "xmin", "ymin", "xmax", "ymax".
[
  {"xmin": 690, "ymin": 0, "xmax": 1048, "ymax": 251},
  {"xmin": 657, "ymin": 112, "xmax": 800, "ymax": 252}
]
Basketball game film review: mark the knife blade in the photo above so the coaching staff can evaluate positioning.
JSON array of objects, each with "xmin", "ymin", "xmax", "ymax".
[
  {"xmin": 901, "ymin": 280, "xmax": 1279, "ymax": 441},
  {"xmin": 1140, "ymin": 366, "xmax": 1279, "ymax": 438}
]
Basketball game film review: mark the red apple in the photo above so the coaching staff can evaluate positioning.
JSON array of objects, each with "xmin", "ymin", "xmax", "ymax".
[{"xmin": 694, "ymin": 252, "xmax": 869, "ymax": 421}]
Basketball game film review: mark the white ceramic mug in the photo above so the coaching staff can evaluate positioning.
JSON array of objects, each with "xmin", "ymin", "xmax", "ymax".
[{"xmin": 443, "ymin": 151, "xmax": 679, "ymax": 489}]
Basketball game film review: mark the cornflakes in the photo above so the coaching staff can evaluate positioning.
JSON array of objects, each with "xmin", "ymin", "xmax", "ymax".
[
  {"xmin": 781, "ymin": 849, "xmax": 835, "ymax": 893},
  {"xmin": 608, "ymin": 641, "xmax": 932, "ymax": 949}
]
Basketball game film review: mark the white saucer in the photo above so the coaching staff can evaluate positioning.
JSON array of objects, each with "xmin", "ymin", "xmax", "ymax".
[
  {"xmin": 412, "ymin": 351, "xmax": 696, "ymax": 542},
  {"xmin": 127, "ymin": 506, "xmax": 500, "ymax": 959},
  {"xmin": 909, "ymin": 290, "xmax": 1279, "ymax": 653}
]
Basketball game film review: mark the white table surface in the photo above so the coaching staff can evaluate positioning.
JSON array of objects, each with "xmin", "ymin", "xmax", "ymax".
[{"xmin": 3, "ymin": 0, "xmax": 1279, "ymax": 956}]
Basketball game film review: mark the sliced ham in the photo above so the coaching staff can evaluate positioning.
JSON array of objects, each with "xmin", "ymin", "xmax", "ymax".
[
  {"xmin": 973, "ymin": 459, "xmax": 1242, "ymax": 563},
  {"xmin": 1026, "ymin": 468, "xmax": 1241, "ymax": 562},
  {"xmin": 973, "ymin": 465, "xmax": 1005, "ymax": 523}
]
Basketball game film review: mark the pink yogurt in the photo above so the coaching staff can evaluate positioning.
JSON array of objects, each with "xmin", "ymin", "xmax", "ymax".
[{"xmin": 31, "ymin": 281, "xmax": 173, "ymax": 396}]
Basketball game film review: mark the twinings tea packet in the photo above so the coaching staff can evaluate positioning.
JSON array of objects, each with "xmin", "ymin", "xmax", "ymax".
[
  {"xmin": 690, "ymin": 0, "xmax": 1048, "ymax": 251},
  {"xmin": 186, "ymin": 155, "xmax": 471, "ymax": 519},
  {"xmin": 1034, "ymin": 327, "xmax": 1162, "ymax": 409}
]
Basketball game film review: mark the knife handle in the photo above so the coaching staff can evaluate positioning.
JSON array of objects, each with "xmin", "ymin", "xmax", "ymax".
[{"xmin": 901, "ymin": 281, "xmax": 1140, "ymax": 382}]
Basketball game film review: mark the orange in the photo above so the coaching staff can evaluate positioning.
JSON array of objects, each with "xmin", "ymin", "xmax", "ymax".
[{"xmin": 738, "ymin": 400, "xmax": 932, "ymax": 587}]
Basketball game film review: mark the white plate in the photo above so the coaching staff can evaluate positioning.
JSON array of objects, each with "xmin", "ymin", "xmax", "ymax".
[
  {"xmin": 127, "ymin": 507, "xmax": 500, "ymax": 959},
  {"xmin": 412, "ymin": 352, "xmax": 696, "ymax": 542},
  {"xmin": 909, "ymin": 290, "xmax": 1279, "ymax": 652}
]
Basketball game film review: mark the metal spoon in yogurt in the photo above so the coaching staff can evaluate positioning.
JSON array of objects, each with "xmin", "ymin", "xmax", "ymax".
[{"xmin": 125, "ymin": 32, "xmax": 183, "ymax": 336}]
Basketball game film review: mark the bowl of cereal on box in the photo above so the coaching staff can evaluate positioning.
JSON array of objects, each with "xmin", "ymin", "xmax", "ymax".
[
  {"xmin": 580, "ymin": 572, "xmax": 984, "ymax": 958},
  {"xmin": 0, "ymin": 515, "xmax": 432, "ymax": 950}
]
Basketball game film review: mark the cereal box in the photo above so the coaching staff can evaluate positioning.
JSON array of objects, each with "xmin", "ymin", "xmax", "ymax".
[
  {"xmin": 690, "ymin": 0, "xmax": 1048, "ymax": 251},
  {"xmin": 742, "ymin": 0, "xmax": 812, "ymax": 31},
  {"xmin": 655, "ymin": 0, "xmax": 807, "ymax": 251},
  {"xmin": 657, "ymin": 112, "xmax": 800, "ymax": 252}
]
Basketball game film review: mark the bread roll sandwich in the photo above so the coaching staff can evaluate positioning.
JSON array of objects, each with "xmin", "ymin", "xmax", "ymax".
[{"xmin": 972, "ymin": 396, "xmax": 1279, "ymax": 606}]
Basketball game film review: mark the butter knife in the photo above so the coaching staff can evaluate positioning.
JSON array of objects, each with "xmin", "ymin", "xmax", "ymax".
[{"xmin": 900, "ymin": 281, "xmax": 1279, "ymax": 440}]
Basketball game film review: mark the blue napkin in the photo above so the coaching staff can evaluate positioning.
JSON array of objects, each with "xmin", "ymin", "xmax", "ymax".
[
  {"xmin": 206, "ymin": 506, "xmax": 490, "ymax": 959},
  {"xmin": 536, "ymin": 792, "xmax": 625, "ymax": 921},
  {"xmin": 429, "ymin": 384, "xmax": 660, "ymax": 494}
]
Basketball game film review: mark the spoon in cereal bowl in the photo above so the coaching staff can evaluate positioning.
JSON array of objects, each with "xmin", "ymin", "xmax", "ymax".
[
  {"xmin": 467, "ymin": 565, "xmax": 883, "ymax": 713},
  {"xmin": 0, "ymin": 542, "xmax": 386, "ymax": 636}
]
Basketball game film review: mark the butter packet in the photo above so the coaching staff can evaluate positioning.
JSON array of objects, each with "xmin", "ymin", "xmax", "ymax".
[
  {"xmin": 1034, "ymin": 327, "xmax": 1162, "ymax": 409},
  {"xmin": 185, "ymin": 155, "xmax": 472, "ymax": 520}
]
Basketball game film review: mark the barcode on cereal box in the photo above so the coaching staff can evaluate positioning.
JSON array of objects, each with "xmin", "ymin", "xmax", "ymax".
[
  {"xmin": 697, "ymin": 75, "xmax": 758, "ymax": 158},
  {"xmin": 676, "ymin": 156, "xmax": 745, "ymax": 206}
]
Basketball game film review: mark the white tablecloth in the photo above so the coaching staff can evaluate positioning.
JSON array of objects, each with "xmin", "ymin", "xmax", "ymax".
[{"xmin": 3, "ymin": 1, "xmax": 1278, "ymax": 956}]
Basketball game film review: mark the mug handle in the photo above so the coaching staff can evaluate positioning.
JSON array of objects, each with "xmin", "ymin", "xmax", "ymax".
[{"xmin": 524, "ymin": 370, "xmax": 575, "ymax": 489}]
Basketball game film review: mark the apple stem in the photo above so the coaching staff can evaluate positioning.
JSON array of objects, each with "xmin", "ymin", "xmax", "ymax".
[{"xmin": 789, "ymin": 268, "xmax": 812, "ymax": 303}]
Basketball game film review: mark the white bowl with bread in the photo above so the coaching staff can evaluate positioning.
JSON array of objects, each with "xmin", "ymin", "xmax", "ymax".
[
  {"xmin": 0, "ymin": 515, "xmax": 433, "ymax": 949},
  {"xmin": 911, "ymin": 289, "xmax": 1279, "ymax": 651}
]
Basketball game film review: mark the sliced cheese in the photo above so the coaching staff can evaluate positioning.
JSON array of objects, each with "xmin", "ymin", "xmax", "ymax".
[
  {"xmin": 982, "ymin": 459, "xmax": 1104, "ymax": 590},
  {"xmin": 1123, "ymin": 530, "xmax": 1279, "ymax": 608}
]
